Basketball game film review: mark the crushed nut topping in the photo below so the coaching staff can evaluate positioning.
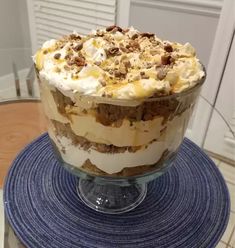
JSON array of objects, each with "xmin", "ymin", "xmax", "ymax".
[
  {"xmin": 99, "ymin": 79, "xmax": 106, "ymax": 86},
  {"xmin": 54, "ymin": 53, "xmax": 61, "ymax": 59},
  {"xmin": 131, "ymin": 34, "xmax": 138, "ymax": 40},
  {"xmin": 114, "ymin": 69, "xmax": 126, "ymax": 78},
  {"xmin": 70, "ymin": 34, "xmax": 81, "ymax": 40},
  {"xmin": 120, "ymin": 44, "xmax": 128, "ymax": 53},
  {"xmin": 140, "ymin": 32, "xmax": 155, "ymax": 38},
  {"xmin": 73, "ymin": 42, "xmax": 83, "ymax": 51},
  {"xmin": 164, "ymin": 44, "xmax": 173, "ymax": 53},
  {"xmin": 107, "ymin": 47, "xmax": 120, "ymax": 56},
  {"xmin": 119, "ymin": 64, "xmax": 127, "ymax": 75},
  {"xmin": 161, "ymin": 55, "xmax": 172, "ymax": 65},
  {"xmin": 124, "ymin": 61, "xmax": 131, "ymax": 69},
  {"xmin": 157, "ymin": 69, "xmax": 167, "ymax": 80},
  {"xmin": 140, "ymin": 72, "xmax": 149, "ymax": 79},
  {"xmin": 114, "ymin": 59, "xmax": 119, "ymax": 65},
  {"xmin": 68, "ymin": 56, "xmax": 85, "ymax": 66},
  {"xmin": 106, "ymin": 25, "xmax": 122, "ymax": 32}
]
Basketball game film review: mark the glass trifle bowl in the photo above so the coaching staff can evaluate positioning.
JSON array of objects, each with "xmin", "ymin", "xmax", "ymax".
[{"xmin": 34, "ymin": 26, "xmax": 205, "ymax": 214}]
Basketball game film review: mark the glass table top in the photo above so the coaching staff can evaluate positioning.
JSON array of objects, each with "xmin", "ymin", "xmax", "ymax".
[
  {"xmin": 0, "ymin": 53, "xmax": 47, "ymax": 246},
  {"xmin": 0, "ymin": 49, "xmax": 47, "ymax": 188}
]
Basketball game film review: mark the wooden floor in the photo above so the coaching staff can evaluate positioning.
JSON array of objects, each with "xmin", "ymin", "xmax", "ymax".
[{"xmin": 0, "ymin": 101, "xmax": 47, "ymax": 188}]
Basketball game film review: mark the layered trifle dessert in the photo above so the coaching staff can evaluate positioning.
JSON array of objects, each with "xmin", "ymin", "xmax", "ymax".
[{"xmin": 34, "ymin": 26, "xmax": 205, "ymax": 177}]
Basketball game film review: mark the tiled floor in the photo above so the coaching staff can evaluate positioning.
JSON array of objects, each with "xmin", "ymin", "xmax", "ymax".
[
  {"xmin": 0, "ymin": 157, "xmax": 234, "ymax": 248},
  {"xmin": 211, "ymin": 158, "xmax": 235, "ymax": 248}
]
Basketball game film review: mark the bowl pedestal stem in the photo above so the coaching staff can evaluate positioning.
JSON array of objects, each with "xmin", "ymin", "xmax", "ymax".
[{"xmin": 77, "ymin": 178, "xmax": 147, "ymax": 214}]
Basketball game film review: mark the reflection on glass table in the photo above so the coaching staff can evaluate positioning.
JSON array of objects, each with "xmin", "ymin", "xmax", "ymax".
[
  {"xmin": 0, "ymin": 55, "xmax": 47, "ymax": 247},
  {"xmin": 0, "ymin": 48, "xmax": 40, "ymax": 101}
]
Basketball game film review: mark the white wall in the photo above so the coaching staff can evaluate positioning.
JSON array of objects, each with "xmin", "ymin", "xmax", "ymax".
[
  {"xmin": 204, "ymin": 31, "xmax": 235, "ymax": 160},
  {"xmin": 0, "ymin": 0, "xmax": 31, "ymax": 76}
]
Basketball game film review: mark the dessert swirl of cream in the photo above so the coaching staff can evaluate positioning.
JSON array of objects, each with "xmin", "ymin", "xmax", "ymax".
[{"xmin": 34, "ymin": 27, "xmax": 204, "ymax": 100}]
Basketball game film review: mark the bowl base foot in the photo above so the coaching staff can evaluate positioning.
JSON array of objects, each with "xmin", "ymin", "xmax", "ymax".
[{"xmin": 77, "ymin": 179, "xmax": 147, "ymax": 214}]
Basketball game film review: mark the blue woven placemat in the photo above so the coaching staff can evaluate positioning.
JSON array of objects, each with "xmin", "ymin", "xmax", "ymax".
[{"xmin": 4, "ymin": 133, "xmax": 230, "ymax": 248}]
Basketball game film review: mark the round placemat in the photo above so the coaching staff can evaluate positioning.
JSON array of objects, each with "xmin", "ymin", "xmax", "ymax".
[{"xmin": 4, "ymin": 133, "xmax": 230, "ymax": 248}]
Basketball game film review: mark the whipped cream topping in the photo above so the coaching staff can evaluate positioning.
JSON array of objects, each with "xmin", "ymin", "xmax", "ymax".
[{"xmin": 34, "ymin": 26, "xmax": 205, "ymax": 100}]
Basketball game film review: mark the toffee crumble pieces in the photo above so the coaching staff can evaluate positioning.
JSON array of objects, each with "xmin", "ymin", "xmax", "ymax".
[{"xmin": 34, "ymin": 26, "xmax": 205, "ymax": 176}]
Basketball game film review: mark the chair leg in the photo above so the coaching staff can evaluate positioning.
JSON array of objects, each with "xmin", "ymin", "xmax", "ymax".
[
  {"xmin": 26, "ymin": 64, "xmax": 35, "ymax": 97},
  {"xmin": 12, "ymin": 62, "xmax": 20, "ymax": 97},
  {"xmin": 4, "ymin": 217, "xmax": 10, "ymax": 248}
]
